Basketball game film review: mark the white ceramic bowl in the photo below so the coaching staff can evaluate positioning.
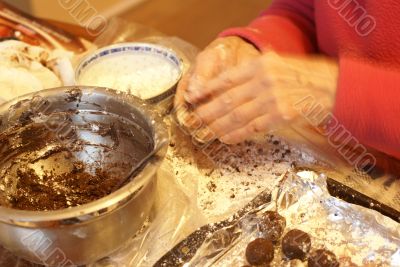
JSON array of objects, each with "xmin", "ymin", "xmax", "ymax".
[{"xmin": 76, "ymin": 43, "xmax": 183, "ymax": 103}]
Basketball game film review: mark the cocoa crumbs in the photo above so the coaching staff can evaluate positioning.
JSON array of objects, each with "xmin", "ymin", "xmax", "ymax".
[
  {"xmin": 8, "ymin": 164, "xmax": 120, "ymax": 211},
  {"xmin": 207, "ymin": 181, "xmax": 217, "ymax": 192}
]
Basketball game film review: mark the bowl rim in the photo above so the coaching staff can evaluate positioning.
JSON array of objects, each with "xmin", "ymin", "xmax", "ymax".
[
  {"xmin": 0, "ymin": 86, "xmax": 168, "ymax": 227},
  {"xmin": 75, "ymin": 42, "xmax": 184, "ymax": 102}
]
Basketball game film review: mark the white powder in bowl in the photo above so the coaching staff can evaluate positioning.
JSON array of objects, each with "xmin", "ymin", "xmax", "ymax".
[{"xmin": 78, "ymin": 53, "xmax": 181, "ymax": 100}]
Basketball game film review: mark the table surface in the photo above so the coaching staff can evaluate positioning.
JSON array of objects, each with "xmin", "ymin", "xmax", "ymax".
[
  {"xmin": 45, "ymin": 0, "xmax": 270, "ymax": 49},
  {"xmin": 46, "ymin": 19, "xmax": 94, "ymax": 42}
]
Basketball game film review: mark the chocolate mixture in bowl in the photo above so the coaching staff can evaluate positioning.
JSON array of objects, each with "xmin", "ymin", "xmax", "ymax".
[
  {"xmin": 0, "ymin": 90, "xmax": 154, "ymax": 211},
  {"xmin": 9, "ymin": 165, "xmax": 120, "ymax": 211}
]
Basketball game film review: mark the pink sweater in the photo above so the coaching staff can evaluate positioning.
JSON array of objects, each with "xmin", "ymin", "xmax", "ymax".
[{"xmin": 221, "ymin": 0, "xmax": 400, "ymax": 159}]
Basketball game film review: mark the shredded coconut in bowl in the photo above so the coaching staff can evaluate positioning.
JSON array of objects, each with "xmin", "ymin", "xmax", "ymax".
[{"xmin": 77, "ymin": 45, "xmax": 182, "ymax": 100}]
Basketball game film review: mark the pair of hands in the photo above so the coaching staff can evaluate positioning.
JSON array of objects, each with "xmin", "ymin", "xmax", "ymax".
[{"xmin": 175, "ymin": 36, "xmax": 339, "ymax": 144}]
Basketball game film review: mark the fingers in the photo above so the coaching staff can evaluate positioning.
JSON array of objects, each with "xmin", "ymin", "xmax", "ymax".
[
  {"xmin": 194, "ymin": 80, "xmax": 260, "ymax": 124},
  {"xmin": 220, "ymin": 114, "xmax": 278, "ymax": 144},
  {"xmin": 185, "ymin": 59, "xmax": 259, "ymax": 104},
  {"xmin": 207, "ymin": 93, "xmax": 275, "ymax": 138}
]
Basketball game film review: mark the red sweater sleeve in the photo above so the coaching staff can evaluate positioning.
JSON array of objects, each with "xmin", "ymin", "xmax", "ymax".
[
  {"xmin": 220, "ymin": 0, "xmax": 316, "ymax": 54},
  {"xmin": 334, "ymin": 58, "xmax": 400, "ymax": 159}
]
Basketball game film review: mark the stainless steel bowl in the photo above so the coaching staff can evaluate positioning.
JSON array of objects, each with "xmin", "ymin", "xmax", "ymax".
[{"xmin": 0, "ymin": 86, "xmax": 168, "ymax": 265}]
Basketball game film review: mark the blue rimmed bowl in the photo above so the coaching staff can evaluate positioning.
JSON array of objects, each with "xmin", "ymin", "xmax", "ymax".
[{"xmin": 75, "ymin": 42, "xmax": 183, "ymax": 104}]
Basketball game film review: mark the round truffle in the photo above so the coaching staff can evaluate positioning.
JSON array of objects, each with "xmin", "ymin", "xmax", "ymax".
[
  {"xmin": 282, "ymin": 229, "xmax": 311, "ymax": 260},
  {"xmin": 308, "ymin": 249, "xmax": 339, "ymax": 267},
  {"xmin": 245, "ymin": 238, "xmax": 274, "ymax": 265},
  {"xmin": 260, "ymin": 211, "xmax": 286, "ymax": 242}
]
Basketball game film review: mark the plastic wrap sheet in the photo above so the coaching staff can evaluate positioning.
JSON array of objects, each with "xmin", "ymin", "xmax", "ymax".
[
  {"xmin": 276, "ymin": 121, "xmax": 400, "ymax": 219},
  {"xmin": 157, "ymin": 171, "xmax": 400, "ymax": 267},
  {"xmin": 87, "ymin": 157, "xmax": 207, "ymax": 267}
]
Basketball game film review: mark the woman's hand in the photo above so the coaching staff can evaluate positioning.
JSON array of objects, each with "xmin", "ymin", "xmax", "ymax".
[
  {"xmin": 184, "ymin": 52, "xmax": 339, "ymax": 144},
  {"xmin": 174, "ymin": 36, "xmax": 260, "ymax": 113}
]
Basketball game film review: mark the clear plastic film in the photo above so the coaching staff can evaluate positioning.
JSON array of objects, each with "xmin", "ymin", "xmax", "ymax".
[
  {"xmin": 169, "ymin": 171, "xmax": 400, "ymax": 267},
  {"xmin": 88, "ymin": 156, "xmax": 207, "ymax": 267},
  {"xmin": 276, "ymin": 120, "xmax": 400, "ymax": 218}
]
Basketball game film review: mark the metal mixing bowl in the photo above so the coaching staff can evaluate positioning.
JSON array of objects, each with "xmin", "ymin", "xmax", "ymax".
[{"xmin": 0, "ymin": 86, "xmax": 168, "ymax": 265}]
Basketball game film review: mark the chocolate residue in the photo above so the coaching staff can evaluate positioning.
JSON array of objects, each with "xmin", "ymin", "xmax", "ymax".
[
  {"xmin": 8, "ymin": 165, "xmax": 120, "ymax": 211},
  {"xmin": 18, "ymin": 110, "xmax": 34, "ymax": 126},
  {"xmin": 99, "ymin": 123, "xmax": 120, "ymax": 148},
  {"xmin": 0, "ymin": 93, "xmax": 153, "ymax": 212},
  {"xmin": 65, "ymin": 88, "xmax": 82, "ymax": 103}
]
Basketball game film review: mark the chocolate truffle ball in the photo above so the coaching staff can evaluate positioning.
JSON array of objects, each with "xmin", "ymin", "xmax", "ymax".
[
  {"xmin": 245, "ymin": 238, "xmax": 274, "ymax": 265},
  {"xmin": 260, "ymin": 211, "xmax": 286, "ymax": 242},
  {"xmin": 308, "ymin": 249, "xmax": 339, "ymax": 267},
  {"xmin": 282, "ymin": 229, "xmax": 311, "ymax": 260}
]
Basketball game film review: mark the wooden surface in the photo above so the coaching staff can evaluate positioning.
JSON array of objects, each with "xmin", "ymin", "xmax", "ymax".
[
  {"xmin": 48, "ymin": 0, "xmax": 269, "ymax": 48},
  {"xmin": 47, "ymin": 19, "xmax": 95, "ymax": 41},
  {"xmin": 119, "ymin": 0, "xmax": 268, "ymax": 48}
]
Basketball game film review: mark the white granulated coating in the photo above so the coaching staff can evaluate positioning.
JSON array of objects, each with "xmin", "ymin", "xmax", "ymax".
[{"xmin": 78, "ymin": 53, "xmax": 180, "ymax": 100}]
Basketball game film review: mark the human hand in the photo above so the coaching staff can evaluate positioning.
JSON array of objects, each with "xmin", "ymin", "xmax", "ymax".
[
  {"xmin": 184, "ymin": 52, "xmax": 339, "ymax": 144},
  {"xmin": 174, "ymin": 36, "xmax": 260, "ymax": 131}
]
